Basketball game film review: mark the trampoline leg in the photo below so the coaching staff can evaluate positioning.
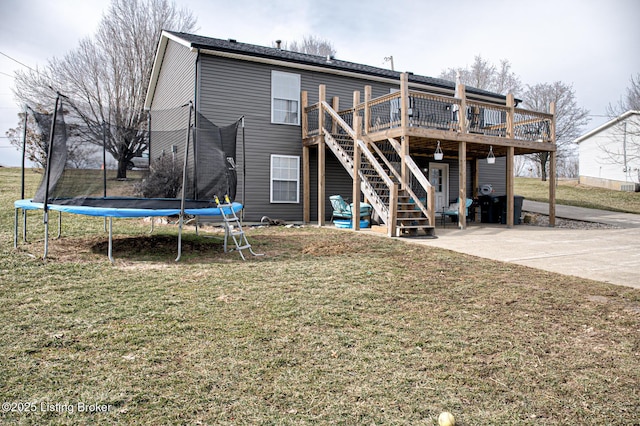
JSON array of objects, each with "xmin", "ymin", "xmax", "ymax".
[
  {"xmin": 43, "ymin": 211, "xmax": 49, "ymax": 260},
  {"xmin": 108, "ymin": 217, "xmax": 114, "ymax": 263},
  {"xmin": 56, "ymin": 211, "xmax": 62, "ymax": 239},
  {"xmin": 13, "ymin": 208, "xmax": 18, "ymax": 249},
  {"xmin": 23, "ymin": 209, "xmax": 27, "ymax": 242},
  {"xmin": 148, "ymin": 217, "xmax": 154, "ymax": 234},
  {"xmin": 175, "ymin": 214, "xmax": 183, "ymax": 262}
]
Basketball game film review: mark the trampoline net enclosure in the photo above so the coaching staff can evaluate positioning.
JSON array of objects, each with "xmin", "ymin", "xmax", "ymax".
[{"xmin": 29, "ymin": 100, "xmax": 240, "ymax": 209}]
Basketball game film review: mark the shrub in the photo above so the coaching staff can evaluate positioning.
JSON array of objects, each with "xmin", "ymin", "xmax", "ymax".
[{"xmin": 135, "ymin": 154, "xmax": 182, "ymax": 198}]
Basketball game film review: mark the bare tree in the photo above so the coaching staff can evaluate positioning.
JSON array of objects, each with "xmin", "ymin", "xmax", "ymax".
[
  {"xmin": 7, "ymin": 105, "xmax": 99, "ymax": 170},
  {"xmin": 439, "ymin": 55, "xmax": 522, "ymax": 96},
  {"xmin": 595, "ymin": 112, "xmax": 640, "ymax": 177},
  {"xmin": 514, "ymin": 155, "xmax": 532, "ymax": 177},
  {"xmin": 274, "ymin": 35, "xmax": 336, "ymax": 57},
  {"xmin": 599, "ymin": 74, "xmax": 640, "ymax": 174},
  {"xmin": 557, "ymin": 156, "xmax": 579, "ymax": 178},
  {"xmin": 6, "ymin": 108, "xmax": 48, "ymax": 170},
  {"xmin": 522, "ymin": 82, "xmax": 590, "ymax": 181},
  {"xmin": 11, "ymin": 0, "xmax": 196, "ymax": 178},
  {"xmin": 607, "ymin": 73, "xmax": 640, "ymax": 116}
]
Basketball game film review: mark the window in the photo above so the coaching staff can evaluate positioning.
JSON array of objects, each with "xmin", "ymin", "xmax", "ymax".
[
  {"xmin": 270, "ymin": 154, "xmax": 300, "ymax": 203},
  {"xmin": 271, "ymin": 71, "xmax": 300, "ymax": 125}
]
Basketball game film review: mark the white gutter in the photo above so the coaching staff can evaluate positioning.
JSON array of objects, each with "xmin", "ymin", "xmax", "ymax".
[{"xmin": 575, "ymin": 110, "xmax": 640, "ymax": 144}]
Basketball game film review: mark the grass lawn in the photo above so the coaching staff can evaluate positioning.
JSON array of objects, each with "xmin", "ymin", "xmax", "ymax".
[
  {"xmin": 515, "ymin": 177, "xmax": 640, "ymax": 214},
  {"xmin": 1, "ymin": 167, "xmax": 639, "ymax": 425}
]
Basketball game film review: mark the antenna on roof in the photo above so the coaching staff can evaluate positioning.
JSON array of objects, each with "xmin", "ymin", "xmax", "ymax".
[{"xmin": 383, "ymin": 56, "xmax": 394, "ymax": 71}]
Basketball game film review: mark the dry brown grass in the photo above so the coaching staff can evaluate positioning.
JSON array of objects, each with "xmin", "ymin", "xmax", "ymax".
[{"xmin": 1, "ymin": 168, "xmax": 639, "ymax": 424}]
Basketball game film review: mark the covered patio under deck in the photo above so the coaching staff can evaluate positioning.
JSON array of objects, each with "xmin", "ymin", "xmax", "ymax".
[{"xmin": 302, "ymin": 73, "xmax": 556, "ymax": 236}]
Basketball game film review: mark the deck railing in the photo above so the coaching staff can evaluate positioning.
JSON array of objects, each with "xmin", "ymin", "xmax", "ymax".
[{"xmin": 304, "ymin": 88, "xmax": 554, "ymax": 144}]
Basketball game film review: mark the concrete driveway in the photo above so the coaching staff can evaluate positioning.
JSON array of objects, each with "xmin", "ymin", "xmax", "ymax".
[{"xmin": 406, "ymin": 201, "xmax": 640, "ymax": 290}]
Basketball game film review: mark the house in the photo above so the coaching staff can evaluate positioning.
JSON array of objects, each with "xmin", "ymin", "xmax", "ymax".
[
  {"xmin": 145, "ymin": 31, "xmax": 557, "ymax": 236},
  {"xmin": 575, "ymin": 110, "xmax": 640, "ymax": 191}
]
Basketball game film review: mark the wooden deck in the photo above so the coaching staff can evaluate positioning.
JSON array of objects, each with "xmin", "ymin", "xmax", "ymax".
[{"xmin": 301, "ymin": 73, "xmax": 557, "ymax": 236}]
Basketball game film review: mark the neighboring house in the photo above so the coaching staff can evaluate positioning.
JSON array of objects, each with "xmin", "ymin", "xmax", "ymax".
[
  {"xmin": 575, "ymin": 110, "xmax": 640, "ymax": 191},
  {"xmin": 145, "ymin": 31, "xmax": 556, "ymax": 235}
]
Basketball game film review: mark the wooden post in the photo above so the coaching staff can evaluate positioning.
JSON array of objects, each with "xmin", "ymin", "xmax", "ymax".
[
  {"xmin": 549, "ymin": 102, "xmax": 557, "ymax": 227},
  {"xmin": 400, "ymin": 74, "xmax": 410, "ymax": 189},
  {"xmin": 400, "ymin": 73, "xmax": 409, "ymax": 130},
  {"xmin": 318, "ymin": 85, "xmax": 326, "ymax": 226},
  {"xmin": 303, "ymin": 145, "xmax": 310, "ymax": 223},
  {"xmin": 506, "ymin": 146, "xmax": 515, "ymax": 228},
  {"xmin": 331, "ymin": 96, "xmax": 339, "ymax": 134},
  {"xmin": 302, "ymin": 90, "xmax": 310, "ymax": 224},
  {"xmin": 318, "ymin": 85, "xmax": 325, "ymax": 133},
  {"xmin": 301, "ymin": 91, "xmax": 308, "ymax": 139},
  {"xmin": 389, "ymin": 184, "xmax": 398, "ymax": 237},
  {"xmin": 506, "ymin": 93, "xmax": 516, "ymax": 228},
  {"xmin": 458, "ymin": 141, "xmax": 467, "ymax": 229},
  {"xmin": 364, "ymin": 85, "xmax": 371, "ymax": 135},
  {"xmin": 352, "ymin": 116, "xmax": 362, "ymax": 231},
  {"xmin": 506, "ymin": 93, "xmax": 515, "ymax": 139},
  {"xmin": 401, "ymin": 136, "xmax": 409, "ymax": 190},
  {"xmin": 427, "ymin": 185, "xmax": 436, "ymax": 227},
  {"xmin": 352, "ymin": 90, "xmax": 361, "ymax": 132},
  {"xmin": 458, "ymin": 83, "xmax": 467, "ymax": 133}
]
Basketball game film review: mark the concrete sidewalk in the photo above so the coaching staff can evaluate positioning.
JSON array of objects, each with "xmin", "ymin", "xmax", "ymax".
[{"xmin": 405, "ymin": 202, "xmax": 640, "ymax": 290}]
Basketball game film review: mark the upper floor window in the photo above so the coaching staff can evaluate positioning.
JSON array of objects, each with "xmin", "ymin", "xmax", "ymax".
[{"xmin": 271, "ymin": 71, "xmax": 300, "ymax": 125}]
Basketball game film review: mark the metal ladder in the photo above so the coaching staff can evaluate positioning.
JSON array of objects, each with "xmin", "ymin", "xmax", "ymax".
[{"xmin": 215, "ymin": 195, "xmax": 263, "ymax": 260}]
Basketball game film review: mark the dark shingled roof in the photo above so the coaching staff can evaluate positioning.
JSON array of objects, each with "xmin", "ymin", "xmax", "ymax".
[{"xmin": 165, "ymin": 31, "xmax": 506, "ymax": 101}]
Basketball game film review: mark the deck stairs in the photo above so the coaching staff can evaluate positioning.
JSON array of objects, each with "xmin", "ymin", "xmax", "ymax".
[{"xmin": 322, "ymin": 114, "xmax": 435, "ymax": 237}]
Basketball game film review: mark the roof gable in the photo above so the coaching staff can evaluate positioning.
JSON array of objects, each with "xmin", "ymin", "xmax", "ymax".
[{"xmin": 575, "ymin": 110, "xmax": 640, "ymax": 144}]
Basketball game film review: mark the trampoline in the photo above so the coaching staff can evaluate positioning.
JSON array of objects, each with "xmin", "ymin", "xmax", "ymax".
[{"xmin": 14, "ymin": 95, "xmax": 256, "ymax": 262}]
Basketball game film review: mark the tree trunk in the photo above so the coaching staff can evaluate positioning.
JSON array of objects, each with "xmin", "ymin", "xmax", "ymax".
[
  {"xmin": 539, "ymin": 152, "xmax": 549, "ymax": 182},
  {"xmin": 116, "ymin": 157, "xmax": 128, "ymax": 179}
]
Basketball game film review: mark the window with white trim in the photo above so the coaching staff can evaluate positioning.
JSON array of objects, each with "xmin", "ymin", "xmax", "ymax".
[
  {"xmin": 270, "ymin": 154, "xmax": 300, "ymax": 203},
  {"xmin": 271, "ymin": 71, "xmax": 300, "ymax": 125}
]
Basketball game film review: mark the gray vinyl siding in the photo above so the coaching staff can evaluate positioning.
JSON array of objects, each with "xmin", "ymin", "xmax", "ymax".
[
  {"xmin": 416, "ymin": 157, "xmax": 507, "ymax": 203},
  {"xmin": 478, "ymin": 157, "xmax": 507, "ymax": 195},
  {"xmin": 148, "ymin": 40, "xmax": 196, "ymax": 119},
  {"xmin": 150, "ymin": 42, "xmax": 507, "ymax": 221},
  {"xmin": 196, "ymin": 54, "xmax": 399, "ymax": 222},
  {"xmin": 148, "ymin": 40, "xmax": 196, "ymax": 162}
]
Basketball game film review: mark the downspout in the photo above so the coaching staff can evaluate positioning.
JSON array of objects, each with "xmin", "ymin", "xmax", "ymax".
[
  {"xmin": 622, "ymin": 121, "xmax": 628, "ymax": 175},
  {"xmin": 193, "ymin": 48, "xmax": 200, "ymax": 199}
]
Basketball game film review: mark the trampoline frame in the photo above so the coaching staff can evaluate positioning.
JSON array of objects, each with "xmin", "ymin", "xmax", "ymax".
[
  {"xmin": 14, "ymin": 95, "xmax": 249, "ymax": 263},
  {"xmin": 13, "ymin": 198, "xmax": 243, "ymax": 262}
]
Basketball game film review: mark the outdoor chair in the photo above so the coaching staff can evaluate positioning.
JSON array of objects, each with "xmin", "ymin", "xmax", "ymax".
[
  {"xmin": 442, "ymin": 198, "xmax": 473, "ymax": 225},
  {"xmin": 329, "ymin": 195, "xmax": 372, "ymax": 221}
]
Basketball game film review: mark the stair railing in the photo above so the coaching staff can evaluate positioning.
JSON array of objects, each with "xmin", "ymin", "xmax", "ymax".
[
  {"xmin": 320, "ymin": 101, "xmax": 397, "ymax": 231},
  {"xmin": 380, "ymin": 138, "xmax": 436, "ymax": 227}
]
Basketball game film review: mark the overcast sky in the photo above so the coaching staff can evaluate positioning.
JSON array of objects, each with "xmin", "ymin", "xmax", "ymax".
[{"xmin": 1, "ymin": 0, "xmax": 638, "ymax": 166}]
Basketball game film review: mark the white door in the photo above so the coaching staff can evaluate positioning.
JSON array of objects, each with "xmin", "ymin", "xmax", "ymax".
[{"xmin": 429, "ymin": 163, "xmax": 449, "ymax": 213}]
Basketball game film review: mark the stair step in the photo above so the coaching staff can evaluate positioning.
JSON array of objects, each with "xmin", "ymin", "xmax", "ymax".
[
  {"xmin": 398, "ymin": 225, "xmax": 437, "ymax": 238},
  {"xmin": 397, "ymin": 218, "xmax": 430, "ymax": 224}
]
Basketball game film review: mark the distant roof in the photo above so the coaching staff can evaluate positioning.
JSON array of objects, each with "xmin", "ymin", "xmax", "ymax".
[
  {"xmin": 575, "ymin": 110, "xmax": 640, "ymax": 144},
  {"xmin": 162, "ymin": 30, "xmax": 506, "ymax": 102}
]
